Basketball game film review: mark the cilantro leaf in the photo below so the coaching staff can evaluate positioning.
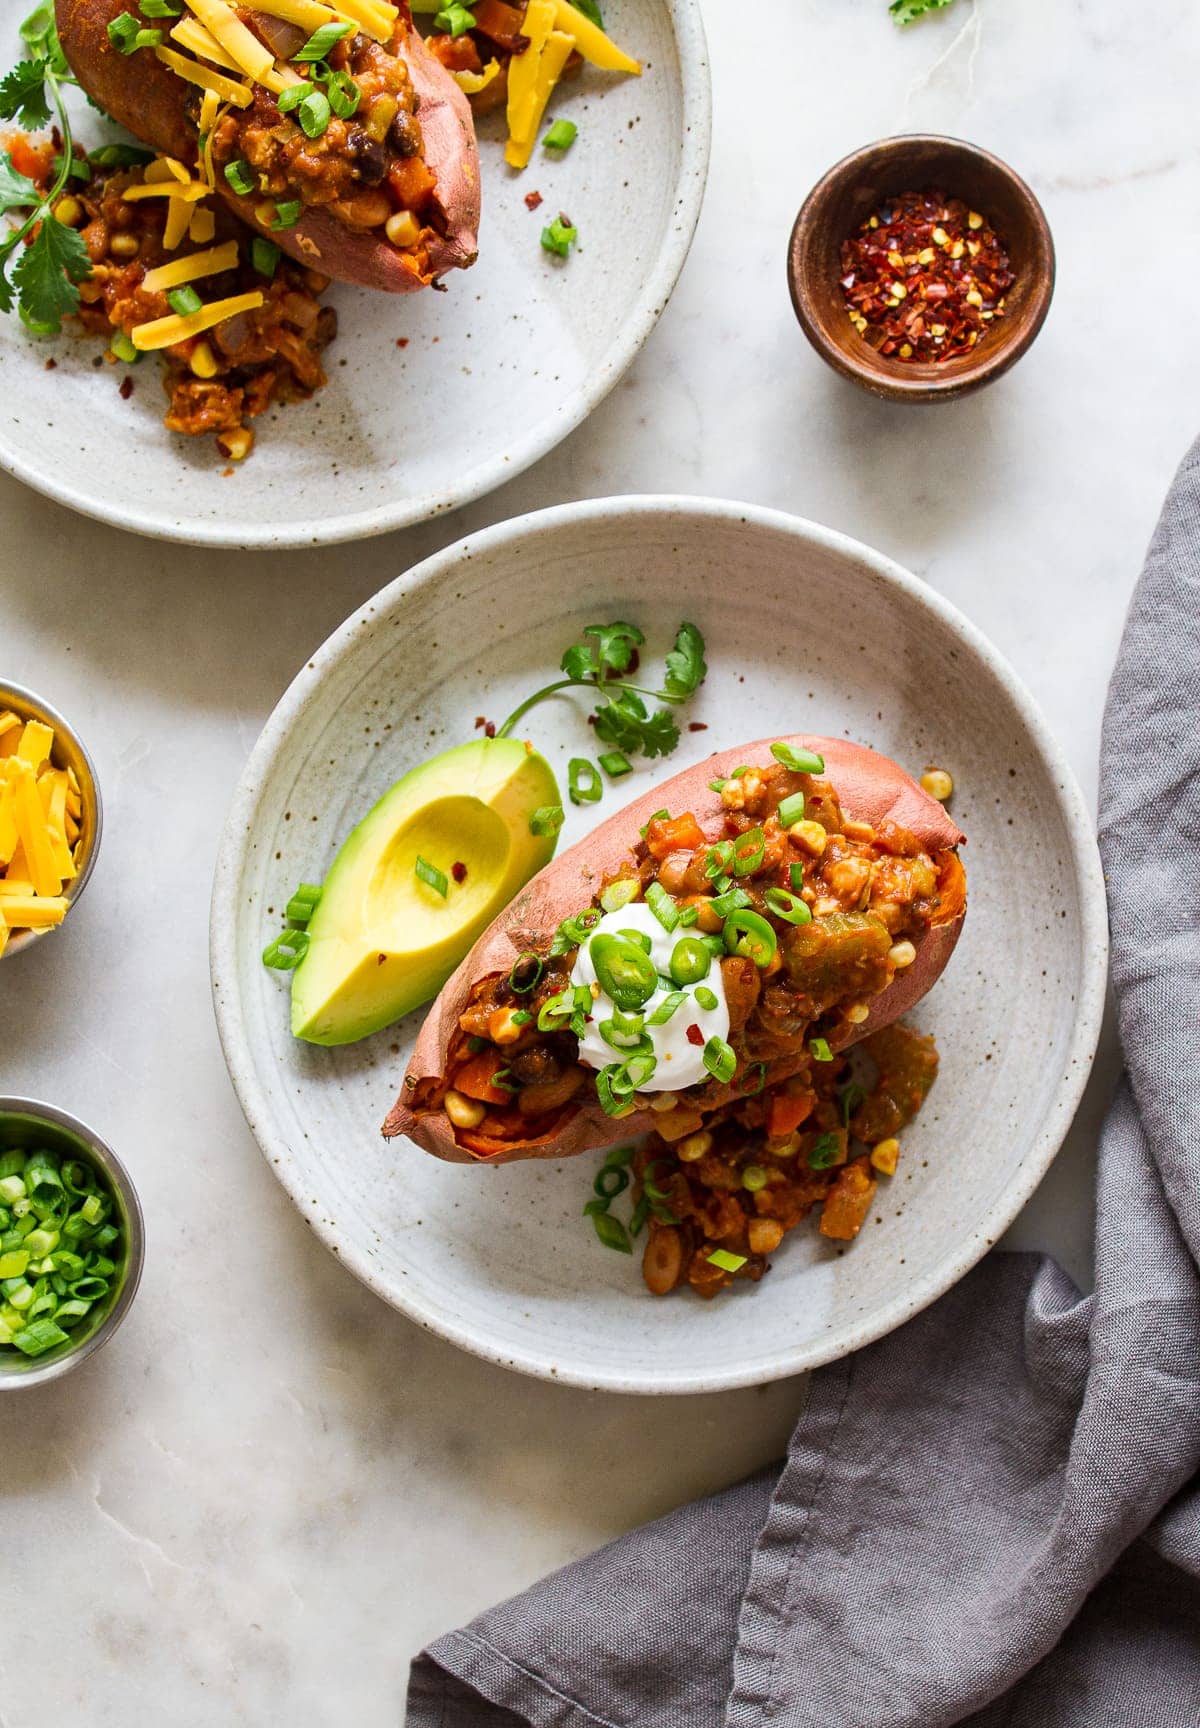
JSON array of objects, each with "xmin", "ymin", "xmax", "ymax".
[
  {"xmin": 662, "ymin": 621, "xmax": 706, "ymax": 702},
  {"xmin": 0, "ymin": 259, "xmax": 15, "ymax": 317},
  {"xmin": 632, "ymin": 707, "xmax": 680, "ymax": 759},
  {"xmin": 889, "ymin": 0, "xmax": 957, "ymax": 23},
  {"xmin": 12, "ymin": 217, "xmax": 92, "ymax": 333},
  {"xmin": 584, "ymin": 621, "xmax": 643, "ymax": 678},
  {"xmin": 0, "ymin": 59, "xmax": 51, "ymax": 128},
  {"xmin": 561, "ymin": 641, "xmax": 598, "ymax": 682},
  {"xmin": 0, "ymin": 152, "xmax": 40, "ymax": 217},
  {"xmin": 593, "ymin": 689, "xmax": 680, "ymax": 760}
]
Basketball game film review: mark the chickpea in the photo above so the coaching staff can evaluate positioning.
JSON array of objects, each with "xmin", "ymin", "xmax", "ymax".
[
  {"xmin": 920, "ymin": 768, "xmax": 954, "ymax": 802},
  {"xmin": 217, "ymin": 426, "xmax": 254, "ymax": 462},
  {"xmin": 788, "ymin": 820, "xmax": 827, "ymax": 857},
  {"xmin": 888, "ymin": 940, "xmax": 917, "ymax": 970},
  {"xmin": 844, "ymin": 1003, "xmax": 870, "ymax": 1026},
  {"xmin": 444, "ymin": 1090, "xmax": 485, "ymax": 1130}
]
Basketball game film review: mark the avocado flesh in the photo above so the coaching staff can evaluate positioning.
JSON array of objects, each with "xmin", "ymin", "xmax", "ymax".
[{"xmin": 290, "ymin": 738, "xmax": 560, "ymax": 1046}]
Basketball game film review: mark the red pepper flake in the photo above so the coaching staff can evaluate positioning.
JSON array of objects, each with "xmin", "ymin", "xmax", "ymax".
[
  {"xmin": 474, "ymin": 715, "xmax": 488, "ymax": 730},
  {"xmin": 839, "ymin": 190, "xmax": 1014, "ymax": 365},
  {"xmin": 524, "ymin": 189, "xmax": 543, "ymax": 211},
  {"xmin": 396, "ymin": 337, "xmax": 409, "ymax": 348},
  {"xmin": 685, "ymin": 1023, "xmax": 704, "ymax": 1047},
  {"xmin": 118, "ymin": 375, "xmax": 134, "ymax": 400},
  {"xmin": 451, "ymin": 861, "xmax": 468, "ymax": 883},
  {"xmin": 484, "ymin": 720, "xmax": 495, "ymax": 739},
  {"xmin": 687, "ymin": 721, "xmax": 708, "ymax": 733},
  {"xmin": 44, "ymin": 357, "xmax": 57, "ymax": 371}
]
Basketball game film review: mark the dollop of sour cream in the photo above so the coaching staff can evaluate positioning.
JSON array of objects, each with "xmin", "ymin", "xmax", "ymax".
[{"xmin": 570, "ymin": 901, "xmax": 731, "ymax": 1092}]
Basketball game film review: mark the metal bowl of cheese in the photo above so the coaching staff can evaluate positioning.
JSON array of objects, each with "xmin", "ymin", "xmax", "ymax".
[{"xmin": 0, "ymin": 682, "xmax": 103, "ymax": 959}]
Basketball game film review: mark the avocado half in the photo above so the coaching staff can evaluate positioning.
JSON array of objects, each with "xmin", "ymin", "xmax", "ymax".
[{"xmin": 290, "ymin": 738, "xmax": 560, "ymax": 1046}]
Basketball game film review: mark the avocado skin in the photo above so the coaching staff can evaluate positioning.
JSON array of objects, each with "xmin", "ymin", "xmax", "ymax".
[{"xmin": 290, "ymin": 738, "xmax": 560, "ymax": 1046}]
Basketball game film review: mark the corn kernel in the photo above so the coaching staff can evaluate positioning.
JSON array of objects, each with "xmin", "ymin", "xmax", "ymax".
[
  {"xmin": 871, "ymin": 1138, "xmax": 900, "ymax": 1176},
  {"xmin": 844, "ymin": 1003, "xmax": 870, "ymax": 1026},
  {"xmin": 189, "ymin": 340, "xmax": 218, "ymax": 379},
  {"xmin": 217, "ymin": 425, "xmax": 254, "ymax": 462},
  {"xmin": 444, "ymin": 1090, "xmax": 485, "ymax": 1130},
  {"xmin": 676, "ymin": 1131, "xmax": 713, "ymax": 1163},
  {"xmin": 385, "ymin": 210, "xmax": 421, "ymax": 250},
  {"xmin": 748, "ymin": 1218, "xmax": 784, "ymax": 1255},
  {"xmin": 888, "ymin": 940, "xmax": 917, "ymax": 970},
  {"xmin": 53, "ymin": 196, "xmax": 83, "ymax": 228},
  {"xmin": 899, "ymin": 343, "xmax": 912, "ymax": 358},
  {"xmin": 967, "ymin": 210, "xmax": 984, "ymax": 230}
]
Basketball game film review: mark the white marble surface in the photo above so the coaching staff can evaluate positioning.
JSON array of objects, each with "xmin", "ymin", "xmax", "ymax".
[{"xmin": 2, "ymin": 0, "xmax": 1196, "ymax": 1719}]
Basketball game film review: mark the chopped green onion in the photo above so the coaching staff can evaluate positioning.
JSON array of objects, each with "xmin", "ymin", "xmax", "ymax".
[
  {"xmin": 598, "ymin": 750, "xmax": 631, "ymax": 777},
  {"xmin": 415, "ymin": 855, "xmax": 448, "ymax": 897},
  {"xmin": 640, "ymin": 809, "xmax": 669, "ymax": 836},
  {"xmin": 778, "ymin": 791, "xmax": 806, "ymax": 828},
  {"xmin": 297, "ymin": 90, "xmax": 332, "ymax": 138},
  {"xmin": 645, "ymin": 881, "xmax": 679, "ymax": 933},
  {"xmin": 741, "ymin": 1164, "xmax": 769, "ymax": 1192},
  {"xmin": 789, "ymin": 862, "xmax": 806, "ymax": 894},
  {"xmin": 262, "ymin": 929, "xmax": 309, "ymax": 969},
  {"xmin": 669, "ymin": 936, "xmax": 710, "ymax": 987},
  {"xmin": 508, "ymin": 951, "xmax": 543, "ymax": 994},
  {"xmin": 490, "ymin": 1068, "xmax": 520, "ymax": 1094},
  {"xmin": 272, "ymin": 201, "xmax": 303, "ymax": 230},
  {"xmin": 529, "ymin": 804, "xmax": 565, "ymax": 836},
  {"xmin": 285, "ymin": 884, "xmax": 322, "ymax": 924},
  {"xmin": 107, "ymin": 12, "xmax": 160, "ymax": 51},
  {"xmin": 324, "ymin": 70, "xmax": 361, "ymax": 119},
  {"xmin": 250, "ymin": 238, "xmax": 281, "ymax": 281},
  {"xmin": 139, "ymin": 0, "xmax": 181, "ymax": 13},
  {"xmin": 595, "ymin": 1066, "xmax": 633, "ymax": 1117},
  {"xmin": 742, "ymin": 1061, "xmax": 767, "ymax": 1095},
  {"xmin": 705, "ymin": 840, "xmax": 734, "ymax": 879},
  {"xmin": 809, "ymin": 1037, "xmax": 833, "ymax": 1062},
  {"xmin": 568, "ymin": 757, "xmax": 602, "ymax": 805},
  {"xmin": 541, "ymin": 216, "xmax": 578, "ymax": 259},
  {"xmin": 694, "ymin": 984, "xmax": 719, "ymax": 1011},
  {"xmin": 628, "ymin": 1195, "xmax": 650, "ymax": 1237},
  {"xmin": 110, "ymin": 331, "xmax": 140, "ymax": 363},
  {"xmin": 294, "ymin": 19, "xmax": 353, "ymax": 59},
  {"xmin": 710, "ymin": 884, "xmax": 751, "ymax": 918},
  {"xmin": 615, "ymin": 1050, "xmax": 656, "ymax": 1093},
  {"xmin": 808, "ymin": 1132, "xmax": 843, "ymax": 1170},
  {"xmin": 599, "ymin": 1010, "xmax": 648, "ymax": 1052},
  {"xmin": 0, "ymin": 1147, "xmax": 124, "ymax": 1359},
  {"xmin": 594, "ymin": 1165, "xmax": 630, "ymax": 1200},
  {"xmin": 709, "ymin": 779, "xmax": 727, "ymax": 794},
  {"xmin": 277, "ymin": 81, "xmax": 315, "ymax": 114},
  {"xmin": 771, "ymin": 742, "xmax": 825, "ymax": 774},
  {"xmin": 703, "ymin": 1036, "xmax": 737, "ymax": 1085},
  {"xmin": 647, "ymin": 991, "xmax": 686, "ymax": 1026},
  {"xmin": 731, "ymin": 827, "xmax": 766, "ymax": 877},
  {"xmin": 763, "ymin": 886, "xmax": 811, "ymax": 926},
  {"xmin": 54, "ymin": 152, "xmax": 92, "ymax": 183},
  {"xmin": 591, "ymin": 1211, "xmax": 632, "ymax": 1253},
  {"xmin": 543, "ymin": 118, "xmax": 578, "ymax": 152},
  {"xmin": 0, "ymin": 1251, "xmax": 28, "ymax": 1279},
  {"xmin": 12, "ymin": 1317, "xmax": 69, "ymax": 1357},
  {"xmin": 90, "ymin": 143, "xmax": 156, "ymax": 168},
  {"xmin": 677, "ymin": 903, "xmax": 700, "ymax": 928},
  {"xmin": 642, "ymin": 1158, "xmax": 676, "ymax": 1202},
  {"xmin": 167, "ymin": 286, "xmax": 203, "ymax": 317},
  {"xmin": 723, "ymin": 908, "xmax": 777, "ymax": 968},
  {"xmin": 840, "ymin": 1083, "xmax": 866, "ymax": 1128},
  {"xmin": 599, "ymin": 878, "xmax": 639, "ymax": 915},
  {"xmin": 224, "ymin": 159, "xmax": 256, "ymax": 196},
  {"xmin": 707, "ymin": 1249, "xmax": 746, "ymax": 1273},
  {"xmin": 604, "ymin": 1144, "xmax": 636, "ymax": 1168},
  {"xmin": 549, "ymin": 907, "xmax": 602, "ymax": 955}
]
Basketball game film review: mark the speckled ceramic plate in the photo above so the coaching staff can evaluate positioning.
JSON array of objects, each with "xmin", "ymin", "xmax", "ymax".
[
  {"xmin": 211, "ymin": 497, "xmax": 1108, "ymax": 1394},
  {"xmin": 0, "ymin": 5, "xmax": 708, "ymax": 549}
]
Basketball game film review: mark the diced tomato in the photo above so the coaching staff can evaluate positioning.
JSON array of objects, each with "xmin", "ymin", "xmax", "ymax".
[
  {"xmin": 387, "ymin": 156, "xmax": 437, "ymax": 211},
  {"xmin": 8, "ymin": 135, "xmax": 52, "ymax": 185},
  {"xmin": 767, "ymin": 1090, "xmax": 813, "ymax": 1138},
  {"xmin": 453, "ymin": 1050, "xmax": 510, "ymax": 1105},
  {"xmin": 645, "ymin": 812, "xmax": 706, "ymax": 861}
]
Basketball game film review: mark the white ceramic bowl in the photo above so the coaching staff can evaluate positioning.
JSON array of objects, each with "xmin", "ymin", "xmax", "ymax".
[
  {"xmin": 0, "ymin": 3, "xmax": 709, "ymax": 548},
  {"xmin": 211, "ymin": 497, "xmax": 1108, "ymax": 1394}
]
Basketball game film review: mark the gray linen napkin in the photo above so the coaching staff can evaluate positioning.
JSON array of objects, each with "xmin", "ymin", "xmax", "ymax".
[{"xmin": 407, "ymin": 439, "xmax": 1200, "ymax": 1728}]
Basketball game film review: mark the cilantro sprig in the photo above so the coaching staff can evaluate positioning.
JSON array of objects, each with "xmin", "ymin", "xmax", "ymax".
[
  {"xmin": 889, "ymin": 0, "xmax": 959, "ymax": 22},
  {"xmin": 0, "ymin": 7, "xmax": 92, "ymax": 332},
  {"xmin": 496, "ymin": 621, "xmax": 707, "ymax": 768}
]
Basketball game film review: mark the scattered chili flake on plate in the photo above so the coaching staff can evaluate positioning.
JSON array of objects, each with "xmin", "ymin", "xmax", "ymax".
[
  {"xmin": 839, "ymin": 190, "xmax": 1015, "ymax": 363},
  {"xmin": 524, "ymin": 190, "xmax": 544, "ymax": 211}
]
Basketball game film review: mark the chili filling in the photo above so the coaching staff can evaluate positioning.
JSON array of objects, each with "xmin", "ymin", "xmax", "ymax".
[{"xmin": 430, "ymin": 760, "xmax": 965, "ymax": 1154}]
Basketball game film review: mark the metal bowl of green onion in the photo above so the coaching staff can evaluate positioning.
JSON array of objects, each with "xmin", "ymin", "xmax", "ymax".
[{"xmin": 0, "ymin": 1099, "xmax": 144, "ymax": 1388}]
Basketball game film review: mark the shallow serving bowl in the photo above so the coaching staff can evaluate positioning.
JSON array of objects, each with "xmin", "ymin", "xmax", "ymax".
[
  {"xmin": 0, "ymin": 1099, "xmax": 144, "ymax": 1389},
  {"xmin": 0, "ymin": 1, "xmax": 710, "ymax": 549},
  {"xmin": 211, "ymin": 497, "xmax": 1107, "ymax": 1395},
  {"xmin": 788, "ymin": 134, "xmax": 1055, "ymax": 402},
  {"xmin": 0, "ymin": 680, "xmax": 102, "ymax": 959}
]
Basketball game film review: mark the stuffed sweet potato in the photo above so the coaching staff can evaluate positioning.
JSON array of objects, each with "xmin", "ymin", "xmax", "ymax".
[
  {"xmin": 56, "ymin": 0, "xmax": 480, "ymax": 292},
  {"xmin": 383, "ymin": 736, "xmax": 967, "ymax": 1165}
]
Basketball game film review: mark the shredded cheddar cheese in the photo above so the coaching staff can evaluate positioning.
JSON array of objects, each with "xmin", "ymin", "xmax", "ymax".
[
  {"xmin": 164, "ymin": 195, "xmax": 194, "ymax": 250},
  {"xmin": 131, "ymin": 290, "xmax": 265, "ymax": 352},
  {"xmin": 170, "ymin": 14, "xmax": 243, "ymax": 73},
  {"xmin": 452, "ymin": 60, "xmax": 501, "ymax": 96},
  {"xmin": 242, "ymin": 0, "xmax": 343, "ymax": 31},
  {"xmin": 0, "ymin": 716, "xmax": 83, "ymax": 950},
  {"xmin": 124, "ymin": 178, "xmax": 212, "ymax": 203},
  {"xmin": 506, "ymin": 28, "xmax": 574, "ymax": 168},
  {"xmin": 329, "ymin": 0, "xmax": 398, "ymax": 43},
  {"xmin": 142, "ymin": 241, "xmax": 241, "ymax": 293},
  {"xmin": 189, "ymin": 205, "xmax": 217, "ymax": 244},
  {"xmin": 550, "ymin": 1, "xmax": 640, "ymax": 74},
  {"xmin": 183, "ymin": 0, "xmax": 275, "ymax": 82},
  {"xmin": 154, "ymin": 46, "xmax": 254, "ymax": 107}
]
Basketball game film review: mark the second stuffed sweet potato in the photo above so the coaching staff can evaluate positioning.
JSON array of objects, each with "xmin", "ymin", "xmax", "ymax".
[{"xmin": 56, "ymin": 0, "xmax": 480, "ymax": 292}]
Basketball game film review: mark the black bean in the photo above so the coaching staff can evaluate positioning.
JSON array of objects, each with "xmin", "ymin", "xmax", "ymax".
[
  {"xmin": 347, "ymin": 127, "xmax": 388, "ymax": 186},
  {"xmin": 388, "ymin": 110, "xmax": 423, "ymax": 158}
]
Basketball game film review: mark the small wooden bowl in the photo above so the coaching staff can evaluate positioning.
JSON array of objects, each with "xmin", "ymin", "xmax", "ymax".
[{"xmin": 788, "ymin": 135, "xmax": 1055, "ymax": 403}]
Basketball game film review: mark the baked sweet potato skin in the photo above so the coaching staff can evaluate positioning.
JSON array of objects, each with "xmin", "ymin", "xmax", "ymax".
[
  {"xmin": 55, "ymin": 0, "xmax": 480, "ymax": 292},
  {"xmin": 383, "ymin": 736, "xmax": 966, "ymax": 1165}
]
